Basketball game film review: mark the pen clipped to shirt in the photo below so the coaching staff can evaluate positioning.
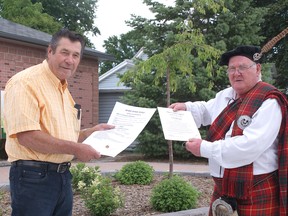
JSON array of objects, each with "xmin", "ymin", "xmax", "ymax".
[{"xmin": 74, "ymin": 104, "xmax": 81, "ymax": 120}]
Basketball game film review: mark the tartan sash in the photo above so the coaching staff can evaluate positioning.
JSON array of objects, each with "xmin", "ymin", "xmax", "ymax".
[
  {"xmin": 206, "ymin": 82, "xmax": 288, "ymax": 215},
  {"xmin": 267, "ymin": 90, "xmax": 288, "ymax": 215}
]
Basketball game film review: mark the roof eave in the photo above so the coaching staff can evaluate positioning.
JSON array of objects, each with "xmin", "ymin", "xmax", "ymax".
[
  {"xmin": 0, "ymin": 31, "xmax": 49, "ymax": 47},
  {"xmin": 0, "ymin": 31, "xmax": 115, "ymax": 61}
]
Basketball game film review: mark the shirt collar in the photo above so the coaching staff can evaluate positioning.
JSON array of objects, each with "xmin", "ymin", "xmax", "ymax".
[
  {"xmin": 224, "ymin": 87, "xmax": 237, "ymax": 102},
  {"xmin": 42, "ymin": 60, "xmax": 68, "ymax": 91}
]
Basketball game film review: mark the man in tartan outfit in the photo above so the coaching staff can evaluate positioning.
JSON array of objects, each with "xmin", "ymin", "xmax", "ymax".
[{"xmin": 170, "ymin": 45, "xmax": 288, "ymax": 215}]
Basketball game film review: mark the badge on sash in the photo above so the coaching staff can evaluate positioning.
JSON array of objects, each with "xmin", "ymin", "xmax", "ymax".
[{"xmin": 237, "ymin": 115, "xmax": 252, "ymax": 130}]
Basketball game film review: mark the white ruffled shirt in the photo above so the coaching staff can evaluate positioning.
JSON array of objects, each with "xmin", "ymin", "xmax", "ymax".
[{"xmin": 185, "ymin": 86, "xmax": 281, "ymax": 178}]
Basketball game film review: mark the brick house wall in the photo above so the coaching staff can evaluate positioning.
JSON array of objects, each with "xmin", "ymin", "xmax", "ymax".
[{"xmin": 0, "ymin": 40, "xmax": 99, "ymax": 129}]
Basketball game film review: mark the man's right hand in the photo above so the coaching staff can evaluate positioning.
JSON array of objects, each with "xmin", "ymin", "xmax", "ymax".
[
  {"xmin": 74, "ymin": 143, "xmax": 101, "ymax": 162},
  {"xmin": 17, "ymin": 130, "xmax": 101, "ymax": 162}
]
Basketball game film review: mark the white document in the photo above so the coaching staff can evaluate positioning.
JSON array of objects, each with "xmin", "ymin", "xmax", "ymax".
[
  {"xmin": 83, "ymin": 102, "xmax": 156, "ymax": 157},
  {"xmin": 157, "ymin": 107, "xmax": 201, "ymax": 141}
]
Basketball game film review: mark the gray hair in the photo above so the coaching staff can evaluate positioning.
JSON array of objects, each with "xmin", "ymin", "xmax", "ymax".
[{"xmin": 49, "ymin": 29, "xmax": 85, "ymax": 58}]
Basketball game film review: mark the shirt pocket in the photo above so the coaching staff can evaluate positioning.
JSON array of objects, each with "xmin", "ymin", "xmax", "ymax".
[{"xmin": 71, "ymin": 106, "xmax": 81, "ymax": 135}]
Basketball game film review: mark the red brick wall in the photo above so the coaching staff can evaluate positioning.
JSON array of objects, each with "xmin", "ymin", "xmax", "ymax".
[
  {"xmin": 0, "ymin": 40, "xmax": 99, "ymax": 129},
  {"xmin": 69, "ymin": 59, "xmax": 99, "ymax": 128}
]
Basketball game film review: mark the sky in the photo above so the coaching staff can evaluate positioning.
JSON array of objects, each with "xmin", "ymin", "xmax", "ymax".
[{"xmin": 90, "ymin": 0, "xmax": 175, "ymax": 52}]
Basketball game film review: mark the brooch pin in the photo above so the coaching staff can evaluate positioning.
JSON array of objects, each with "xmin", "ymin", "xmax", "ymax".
[
  {"xmin": 237, "ymin": 115, "xmax": 252, "ymax": 130},
  {"xmin": 253, "ymin": 52, "xmax": 262, "ymax": 61}
]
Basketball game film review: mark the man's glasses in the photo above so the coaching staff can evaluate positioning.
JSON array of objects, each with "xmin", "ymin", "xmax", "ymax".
[{"xmin": 226, "ymin": 63, "xmax": 256, "ymax": 74}]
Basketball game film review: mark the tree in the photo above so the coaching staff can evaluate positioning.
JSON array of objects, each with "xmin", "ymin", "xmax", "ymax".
[
  {"xmin": 193, "ymin": 0, "xmax": 269, "ymax": 93},
  {"xmin": 100, "ymin": 31, "xmax": 144, "ymax": 75},
  {"xmin": 199, "ymin": 0, "xmax": 267, "ymax": 51},
  {"xmin": 100, "ymin": 0, "xmax": 194, "ymax": 73},
  {"xmin": 31, "ymin": 0, "xmax": 99, "ymax": 36},
  {"xmin": 0, "ymin": 0, "xmax": 100, "ymax": 46},
  {"xmin": 121, "ymin": 20, "xmax": 222, "ymax": 177},
  {"xmin": 119, "ymin": 0, "xmax": 275, "ymax": 175},
  {"xmin": 101, "ymin": 0, "xmax": 270, "ymax": 77},
  {"xmin": 253, "ymin": 0, "xmax": 288, "ymax": 93},
  {"xmin": 0, "ymin": 0, "xmax": 62, "ymax": 34}
]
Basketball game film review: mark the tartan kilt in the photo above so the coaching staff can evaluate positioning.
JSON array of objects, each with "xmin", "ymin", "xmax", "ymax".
[{"xmin": 209, "ymin": 171, "xmax": 279, "ymax": 216}]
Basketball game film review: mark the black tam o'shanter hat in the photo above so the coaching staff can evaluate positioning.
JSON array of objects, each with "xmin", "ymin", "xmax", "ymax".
[
  {"xmin": 219, "ymin": 27, "xmax": 288, "ymax": 66},
  {"xmin": 219, "ymin": 45, "xmax": 261, "ymax": 66}
]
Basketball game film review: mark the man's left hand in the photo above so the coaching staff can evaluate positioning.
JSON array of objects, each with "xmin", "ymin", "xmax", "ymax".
[
  {"xmin": 91, "ymin": 123, "xmax": 115, "ymax": 132},
  {"xmin": 79, "ymin": 123, "xmax": 115, "ymax": 142},
  {"xmin": 185, "ymin": 138, "xmax": 202, "ymax": 157}
]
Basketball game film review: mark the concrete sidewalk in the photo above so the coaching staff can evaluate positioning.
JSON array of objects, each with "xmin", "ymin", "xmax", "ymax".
[{"xmin": 0, "ymin": 159, "xmax": 210, "ymax": 189}]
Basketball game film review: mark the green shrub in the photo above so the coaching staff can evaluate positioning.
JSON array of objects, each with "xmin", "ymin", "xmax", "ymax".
[
  {"xmin": 114, "ymin": 160, "xmax": 154, "ymax": 185},
  {"xmin": 82, "ymin": 177, "xmax": 124, "ymax": 216},
  {"xmin": 70, "ymin": 163, "xmax": 124, "ymax": 216},
  {"xmin": 70, "ymin": 162, "xmax": 101, "ymax": 191},
  {"xmin": 150, "ymin": 175, "xmax": 199, "ymax": 212}
]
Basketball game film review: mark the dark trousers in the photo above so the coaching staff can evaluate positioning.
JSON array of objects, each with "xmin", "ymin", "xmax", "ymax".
[{"xmin": 9, "ymin": 162, "xmax": 73, "ymax": 216}]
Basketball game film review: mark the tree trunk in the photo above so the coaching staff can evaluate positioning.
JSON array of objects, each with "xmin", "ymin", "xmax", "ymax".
[{"xmin": 166, "ymin": 65, "xmax": 173, "ymax": 178}]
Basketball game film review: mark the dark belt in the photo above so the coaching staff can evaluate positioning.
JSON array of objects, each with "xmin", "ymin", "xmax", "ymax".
[
  {"xmin": 213, "ymin": 170, "xmax": 278, "ymax": 187},
  {"xmin": 11, "ymin": 160, "xmax": 71, "ymax": 173}
]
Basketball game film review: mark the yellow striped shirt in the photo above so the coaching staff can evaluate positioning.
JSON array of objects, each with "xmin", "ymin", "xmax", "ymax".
[{"xmin": 4, "ymin": 60, "xmax": 80, "ymax": 163}]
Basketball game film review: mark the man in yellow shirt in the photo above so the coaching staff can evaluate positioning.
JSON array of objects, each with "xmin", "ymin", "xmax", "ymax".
[{"xmin": 4, "ymin": 29, "xmax": 114, "ymax": 216}]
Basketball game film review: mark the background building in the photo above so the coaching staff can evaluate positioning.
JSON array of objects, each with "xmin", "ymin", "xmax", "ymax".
[
  {"xmin": 99, "ymin": 47, "xmax": 147, "ymax": 123},
  {"xmin": 0, "ymin": 18, "xmax": 114, "ymax": 158}
]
